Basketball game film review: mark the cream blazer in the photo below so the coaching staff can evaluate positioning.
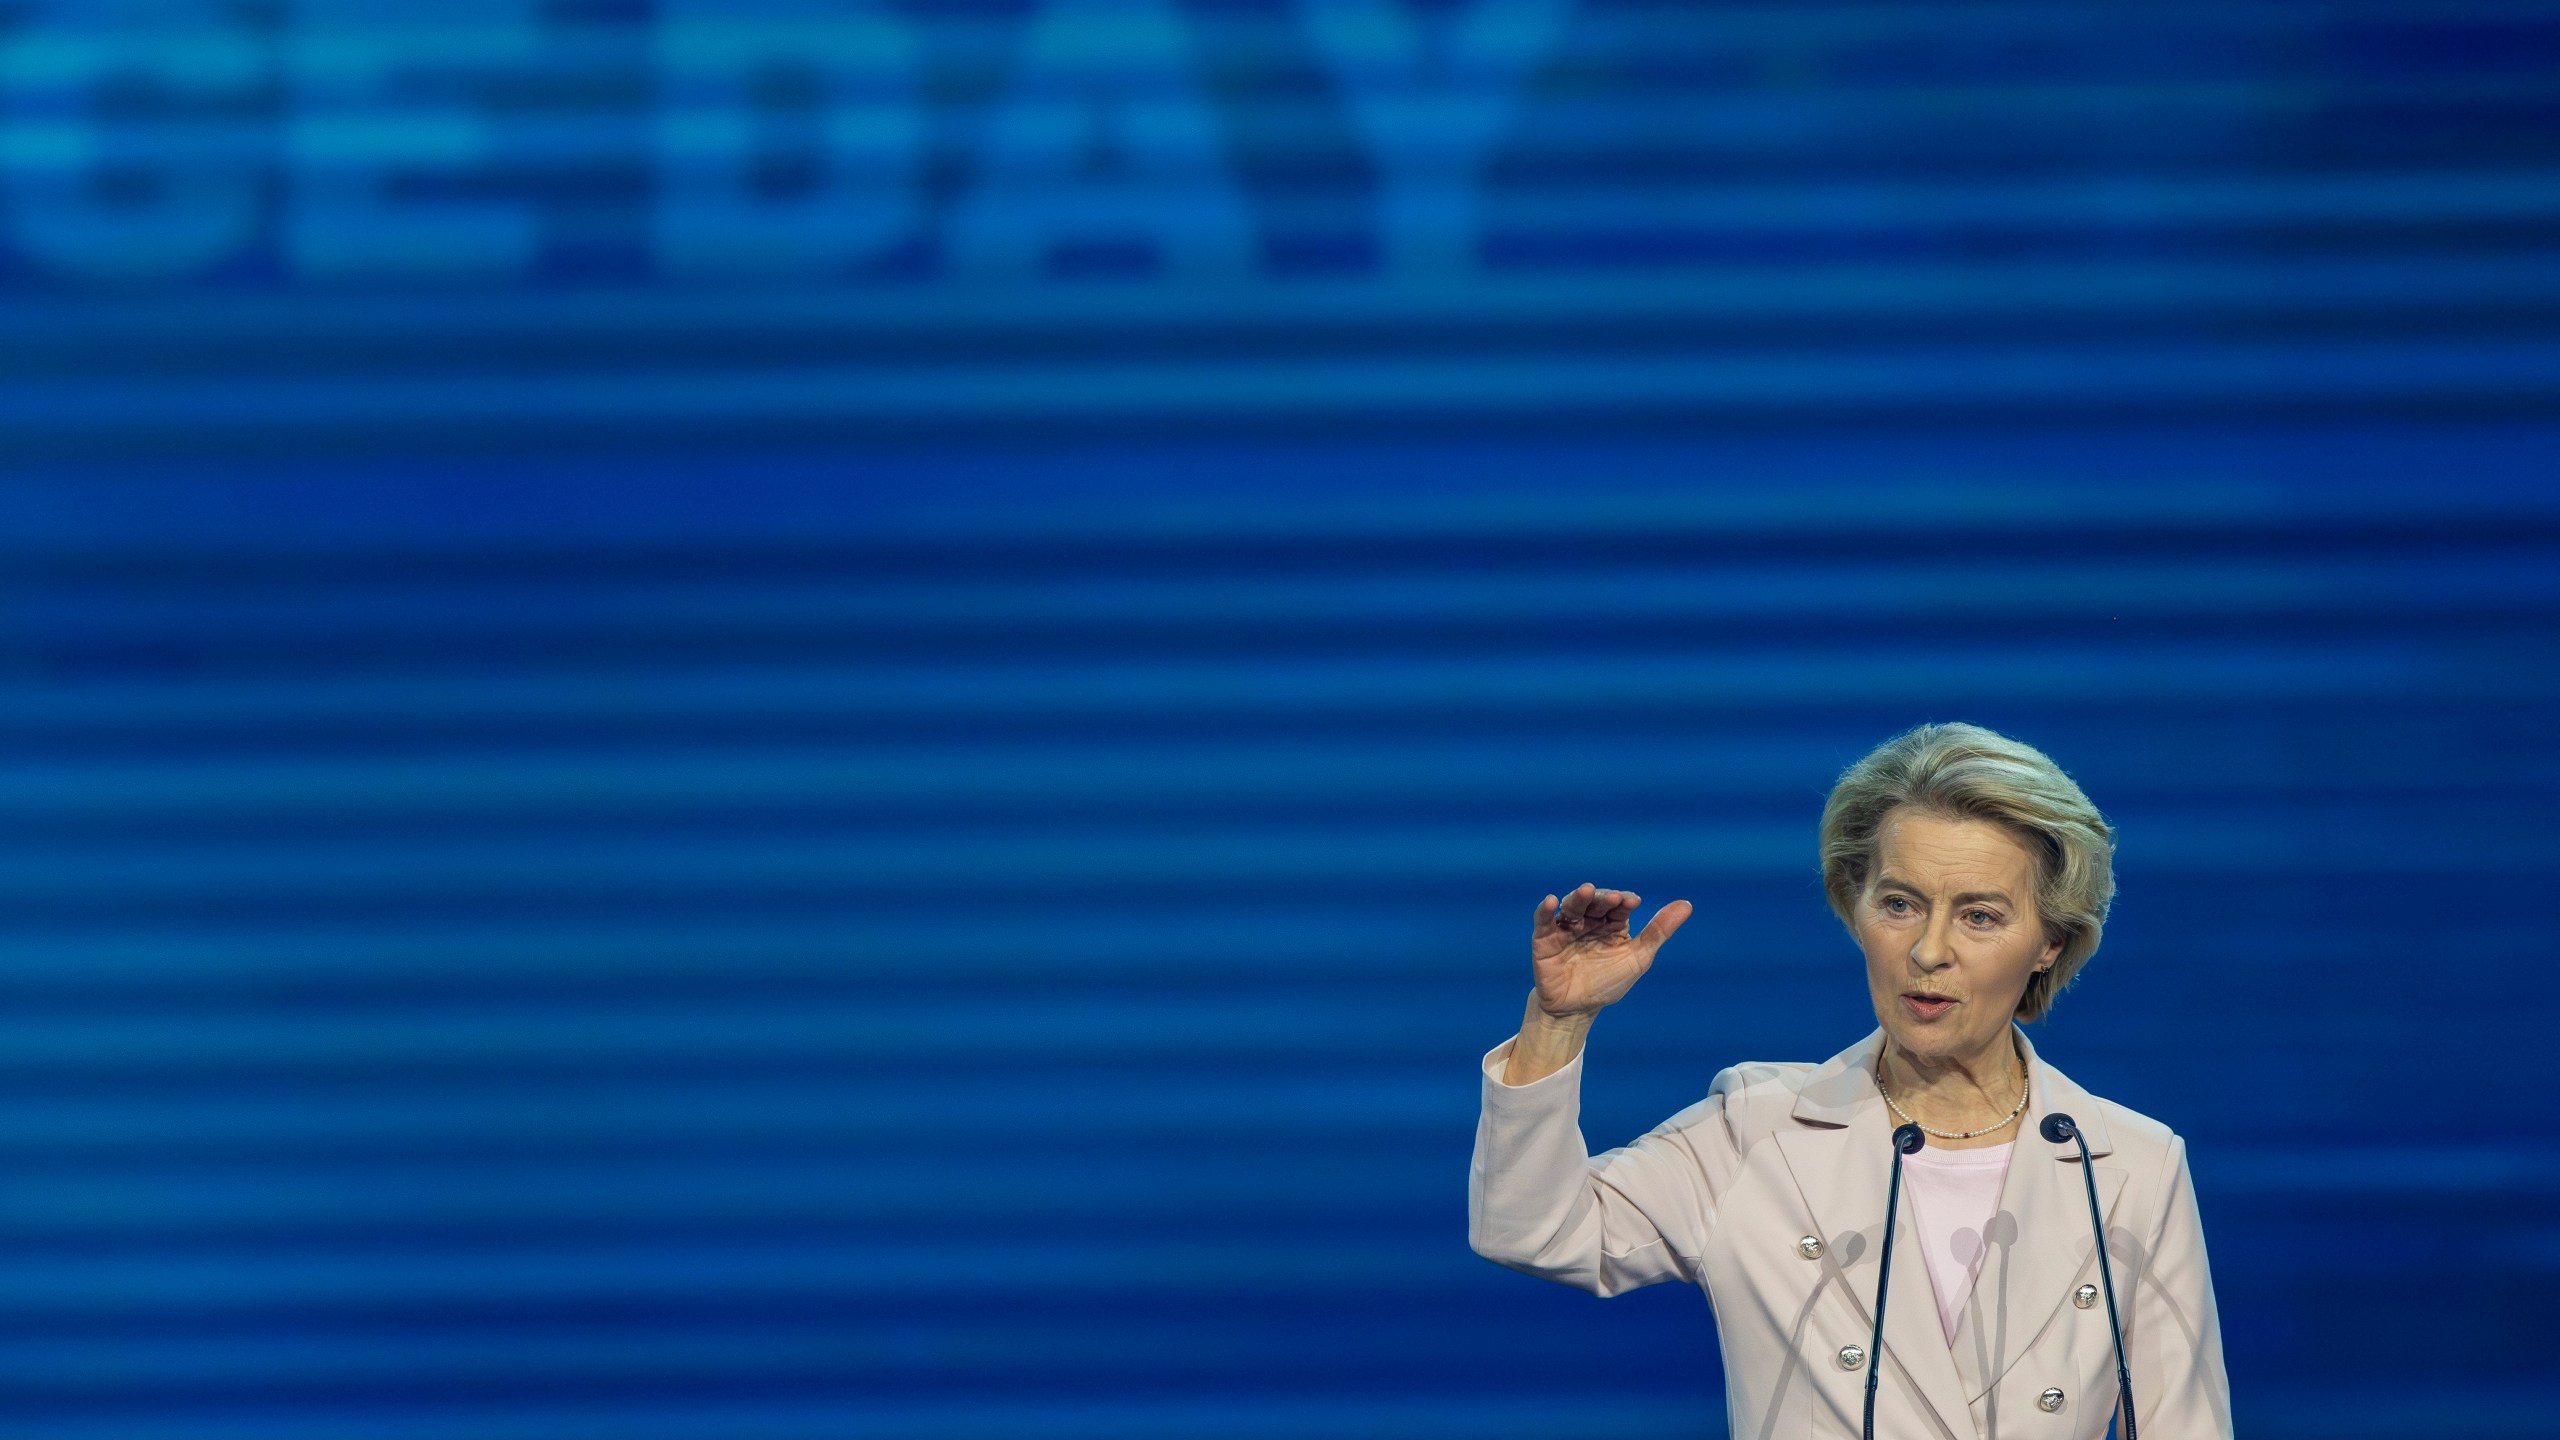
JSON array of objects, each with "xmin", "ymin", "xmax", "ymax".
[{"xmin": 1470, "ymin": 1025, "xmax": 2232, "ymax": 1439}]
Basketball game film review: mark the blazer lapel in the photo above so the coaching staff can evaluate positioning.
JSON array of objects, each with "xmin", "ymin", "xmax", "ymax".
[
  {"xmin": 1771, "ymin": 1031, "xmax": 1977, "ymax": 1440},
  {"xmin": 1949, "ymin": 1028, "xmax": 2130, "ymax": 1404}
]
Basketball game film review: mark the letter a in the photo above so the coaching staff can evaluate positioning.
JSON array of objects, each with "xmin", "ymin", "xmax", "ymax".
[{"xmin": 947, "ymin": 0, "xmax": 1252, "ymax": 279}]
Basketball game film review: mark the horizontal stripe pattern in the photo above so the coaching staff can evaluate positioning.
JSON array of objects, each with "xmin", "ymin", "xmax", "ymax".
[
  {"xmin": 6, "ymin": 478, "xmax": 2557, "ymax": 1438},
  {"xmin": 5, "ymin": 0, "xmax": 2556, "ymax": 1434},
  {"xmin": 0, "ymin": 0, "xmax": 2553, "ymax": 444}
]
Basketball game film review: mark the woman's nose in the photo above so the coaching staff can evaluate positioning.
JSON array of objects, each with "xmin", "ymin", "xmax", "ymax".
[{"xmin": 1910, "ymin": 916, "xmax": 1956, "ymax": 969}]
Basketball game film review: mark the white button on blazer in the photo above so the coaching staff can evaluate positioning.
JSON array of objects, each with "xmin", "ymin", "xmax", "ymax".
[{"xmin": 1469, "ymin": 1024, "xmax": 2233, "ymax": 1439}]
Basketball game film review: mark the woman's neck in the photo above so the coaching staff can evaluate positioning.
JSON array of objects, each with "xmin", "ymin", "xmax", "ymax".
[{"xmin": 1878, "ymin": 1031, "xmax": 2028, "ymax": 1148}]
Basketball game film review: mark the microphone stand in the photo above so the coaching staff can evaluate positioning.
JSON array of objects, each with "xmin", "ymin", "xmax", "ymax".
[
  {"xmin": 2041, "ymin": 1113, "xmax": 2134, "ymax": 1440},
  {"xmin": 1863, "ymin": 1123, "xmax": 1925, "ymax": 1440}
]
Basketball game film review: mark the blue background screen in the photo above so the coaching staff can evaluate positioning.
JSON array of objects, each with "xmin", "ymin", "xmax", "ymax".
[{"xmin": 2, "ymin": 1, "xmax": 2556, "ymax": 1436}]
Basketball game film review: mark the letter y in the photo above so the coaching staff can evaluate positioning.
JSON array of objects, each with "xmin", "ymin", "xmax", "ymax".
[{"xmin": 1298, "ymin": 0, "xmax": 1572, "ymax": 275}]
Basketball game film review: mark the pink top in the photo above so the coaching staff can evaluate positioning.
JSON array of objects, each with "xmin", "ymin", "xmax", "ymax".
[{"xmin": 1900, "ymin": 1140, "xmax": 2014, "ymax": 1343}]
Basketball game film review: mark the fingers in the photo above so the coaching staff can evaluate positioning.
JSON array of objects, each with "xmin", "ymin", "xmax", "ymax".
[
  {"xmin": 1555, "ymin": 882, "xmax": 1640, "ymax": 932},
  {"xmin": 1637, "ymin": 899, "xmax": 1694, "ymax": 952},
  {"xmin": 1531, "ymin": 893, "xmax": 1560, "ymax": 934},
  {"xmin": 1600, "ymin": 891, "xmax": 1637, "ymax": 930}
]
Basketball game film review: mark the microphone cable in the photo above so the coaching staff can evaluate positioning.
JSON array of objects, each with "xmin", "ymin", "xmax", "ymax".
[
  {"xmin": 1863, "ymin": 1122, "xmax": 1926, "ymax": 1440},
  {"xmin": 2041, "ymin": 1113, "xmax": 2134, "ymax": 1440}
]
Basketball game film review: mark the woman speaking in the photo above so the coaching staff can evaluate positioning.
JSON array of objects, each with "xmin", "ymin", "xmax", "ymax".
[{"xmin": 1470, "ymin": 723, "xmax": 2232, "ymax": 1439}]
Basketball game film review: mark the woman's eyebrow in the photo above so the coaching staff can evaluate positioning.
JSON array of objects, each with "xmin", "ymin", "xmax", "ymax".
[{"xmin": 1873, "ymin": 878, "xmax": 2012, "ymax": 906}]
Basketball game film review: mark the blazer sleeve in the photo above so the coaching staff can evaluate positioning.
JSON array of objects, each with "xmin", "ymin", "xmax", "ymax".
[
  {"xmin": 1466, "ymin": 1034, "xmax": 1750, "ymax": 1297},
  {"xmin": 2127, "ymin": 1134, "xmax": 2236, "ymax": 1437}
]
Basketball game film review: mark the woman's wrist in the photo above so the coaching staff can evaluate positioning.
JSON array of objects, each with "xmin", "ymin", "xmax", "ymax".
[{"xmin": 1503, "ymin": 992, "xmax": 1597, "ymax": 1085}]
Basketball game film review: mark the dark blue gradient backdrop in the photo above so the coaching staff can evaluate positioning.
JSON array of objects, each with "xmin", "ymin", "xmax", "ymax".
[{"xmin": 3, "ymin": 1, "xmax": 2558, "ymax": 1437}]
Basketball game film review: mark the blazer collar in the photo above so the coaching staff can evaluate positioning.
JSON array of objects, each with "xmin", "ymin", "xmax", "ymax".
[
  {"xmin": 1772, "ymin": 1027, "xmax": 2128, "ymax": 1437},
  {"xmin": 1947, "ymin": 1031, "xmax": 2128, "ymax": 1404},
  {"xmin": 1772, "ymin": 1030, "xmax": 1970, "ymax": 1440},
  {"xmin": 1783, "ymin": 1025, "xmax": 2112, "ymax": 1158},
  {"xmin": 1783, "ymin": 1024, "xmax": 2114, "ymax": 1158}
]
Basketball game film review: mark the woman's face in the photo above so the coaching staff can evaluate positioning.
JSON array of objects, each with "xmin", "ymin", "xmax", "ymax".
[{"xmin": 1854, "ymin": 807, "xmax": 2062, "ymax": 1065}]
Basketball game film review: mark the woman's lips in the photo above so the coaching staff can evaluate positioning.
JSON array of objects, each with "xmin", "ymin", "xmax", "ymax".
[{"xmin": 1899, "ymin": 994, "xmax": 1957, "ymax": 1021}]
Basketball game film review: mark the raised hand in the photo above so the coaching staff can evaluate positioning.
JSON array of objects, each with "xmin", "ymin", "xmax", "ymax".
[{"xmin": 1528, "ymin": 882, "xmax": 1693, "ymax": 1019}]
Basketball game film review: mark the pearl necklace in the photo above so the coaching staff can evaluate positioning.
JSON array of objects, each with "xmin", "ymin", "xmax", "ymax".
[{"xmin": 1874, "ymin": 1041, "xmax": 2031, "ymax": 1140}]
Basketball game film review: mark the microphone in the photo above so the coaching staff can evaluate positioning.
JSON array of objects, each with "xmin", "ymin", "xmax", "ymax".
[
  {"xmin": 1862, "ymin": 1122, "xmax": 1925, "ymax": 1440},
  {"xmin": 2042, "ymin": 1113, "xmax": 2135, "ymax": 1440}
]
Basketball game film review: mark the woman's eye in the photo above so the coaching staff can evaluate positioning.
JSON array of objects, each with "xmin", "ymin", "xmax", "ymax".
[
  {"xmin": 1964, "ymin": 909, "xmax": 1995, "ymax": 926},
  {"xmin": 1883, "ymin": 897, "xmax": 1912, "ymax": 915}
]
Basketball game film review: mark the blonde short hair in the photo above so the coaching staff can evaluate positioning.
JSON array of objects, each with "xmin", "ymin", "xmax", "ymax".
[{"xmin": 1818, "ymin": 722, "xmax": 2115, "ymax": 1022}]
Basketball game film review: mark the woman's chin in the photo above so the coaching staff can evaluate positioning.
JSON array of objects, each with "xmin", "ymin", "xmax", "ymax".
[{"xmin": 1879, "ymin": 1015, "xmax": 1981, "ymax": 1062}]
